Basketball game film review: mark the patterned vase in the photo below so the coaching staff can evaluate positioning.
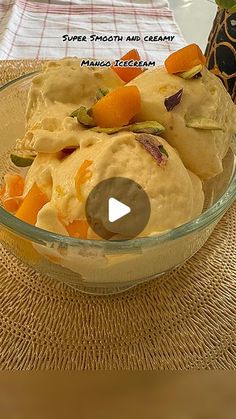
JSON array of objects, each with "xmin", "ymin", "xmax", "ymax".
[{"xmin": 205, "ymin": 8, "xmax": 236, "ymax": 102}]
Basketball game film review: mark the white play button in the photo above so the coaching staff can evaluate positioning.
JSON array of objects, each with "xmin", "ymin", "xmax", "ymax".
[
  {"xmin": 108, "ymin": 197, "xmax": 131, "ymax": 223},
  {"xmin": 86, "ymin": 177, "xmax": 151, "ymax": 240}
]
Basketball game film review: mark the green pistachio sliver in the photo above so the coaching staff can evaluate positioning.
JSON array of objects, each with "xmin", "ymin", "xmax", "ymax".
[
  {"xmin": 77, "ymin": 106, "xmax": 95, "ymax": 127},
  {"xmin": 70, "ymin": 108, "xmax": 80, "ymax": 118},
  {"xmin": 91, "ymin": 121, "xmax": 165, "ymax": 136},
  {"xmin": 158, "ymin": 145, "xmax": 169, "ymax": 158},
  {"xmin": 96, "ymin": 88, "xmax": 109, "ymax": 101},
  {"xmin": 179, "ymin": 64, "xmax": 203, "ymax": 80},
  {"xmin": 129, "ymin": 121, "xmax": 165, "ymax": 135},
  {"xmin": 185, "ymin": 117, "xmax": 225, "ymax": 131},
  {"xmin": 10, "ymin": 153, "xmax": 35, "ymax": 167}
]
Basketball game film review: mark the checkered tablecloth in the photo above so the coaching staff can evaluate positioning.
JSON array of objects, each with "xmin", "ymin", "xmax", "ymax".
[{"xmin": 0, "ymin": 0, "xmax": 185, "ymax": 62}]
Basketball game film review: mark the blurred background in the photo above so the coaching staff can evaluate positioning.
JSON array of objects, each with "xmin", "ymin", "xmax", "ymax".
[
  {"xmin": 169, "ymin": 0, "xmax": 217, "ymax": 50},
  {"xmin": 1, "ymin": 373, "xmax": 236, "ymax": 418},
  {"xmin": 0, "ymin": 0, "xmax": 217, "ymax": 60}
]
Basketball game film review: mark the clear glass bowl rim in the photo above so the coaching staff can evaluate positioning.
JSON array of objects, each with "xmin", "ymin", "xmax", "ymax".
[{"xmin": 0, "ymin": 72, "xmax": 235, "ymax": 251}]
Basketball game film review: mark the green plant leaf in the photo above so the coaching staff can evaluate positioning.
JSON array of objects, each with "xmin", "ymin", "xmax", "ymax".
[{"xmin": 215, "ymin": 0, "xmax": 236, "ymax": 11}]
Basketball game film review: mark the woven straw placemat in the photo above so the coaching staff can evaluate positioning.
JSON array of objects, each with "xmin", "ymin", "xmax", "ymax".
[{"xmin": 0, "ymin": 60, "xmax": 236, "ymax": 370}]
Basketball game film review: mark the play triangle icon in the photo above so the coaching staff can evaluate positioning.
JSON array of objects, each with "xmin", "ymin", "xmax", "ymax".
[{"xmin": 108, "ymin": 197, "xmax": 131, "ymax": 223}]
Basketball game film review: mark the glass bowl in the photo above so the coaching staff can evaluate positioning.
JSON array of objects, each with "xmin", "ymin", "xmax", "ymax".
[{"xmin": 0, "ymin": 73, "xmax": 235, "ymax": 295}]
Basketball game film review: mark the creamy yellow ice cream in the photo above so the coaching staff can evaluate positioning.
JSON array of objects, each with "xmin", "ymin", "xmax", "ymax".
[
  {"xmin": 16, "ymin": 58, "xmax": 124, "ymax": 153},
  {"xmin": 129, "ymin": 66, "xmax": 236, "ymax": 179},
  {"xmin": 6, "ymin": 56, "xmax": 218, "ymax": 283},
  {"xmin": 24, "ymin": 131, "xmax": 204, "ymax": 238},
  {"xmin": 5, "ymin": 51, "xmax": 236, "ymax": 285},
  {"xmin": 12, "ymin": 57, "xmax": 206, "ymax": 242}
]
